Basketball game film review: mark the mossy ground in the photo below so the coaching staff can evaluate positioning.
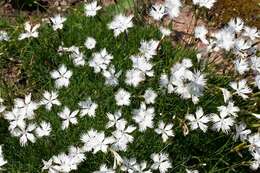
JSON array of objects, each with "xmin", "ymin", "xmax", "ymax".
[
  {"xmin": 185, "ymin": 0, "xmax": 260, "ymax": 28},
  {"xmin": 208, "ymin": 0, "xmax": 260, "ymax": 28}
]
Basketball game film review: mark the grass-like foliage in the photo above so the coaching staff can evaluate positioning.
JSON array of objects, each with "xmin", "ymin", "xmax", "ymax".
[{"xmin": 0, "ymin": 0, "xmax": 259, "ymax": 173}]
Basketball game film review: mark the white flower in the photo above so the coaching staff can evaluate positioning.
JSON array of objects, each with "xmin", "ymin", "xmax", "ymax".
[
  {"xmin": 120, "ymin": 158, "xmax": 138, "ymax": 173},
  {"xmin": 50, "ymin": 14, "xmax": 66, "ymax": 30},
  {"xmin": 188, "ymin": 71, "xmax": 207, "ymax": 104},
  {"xmin": 196, "ymin": 53, "xmax": 202, "ymax": 62},
  {"xmin": 16, "ymin": 123, "xmax": 37, "ymax": 146},
  {"xmin": 58, "ymin": 45, "xmax": 85, "ymax": 66},
  {"xmin": 234, "ymin": 38, "xmax": 252, "ymax": 52},
  {"xmin": 18, "ymin": 22, "xmax": 40, "ymax": 40},
  {"xmin": 220, "ymin": 88, "xmax": 232, "ymax": 103},
  {"xmin": 170, "ymin": 58, "xmax": 193, "ymax": 80},
  {"xmin": 42, "ymin": 158, "xmax": 54, "ymax": 172},
  {"xmin": 134, "ymin": 161, "xmax": 152, "ymax": 173},
  {"xmin": 211, "ymin": 113, "xmax": 235, "ymax": 134},
  {"xmin": 228, "ymin": 17, "xmax": 244, "ymax": 33},
  {"xmin": 4, "ymin": 108, "xmax": 25, "ymax": 131},
  {"xmin": 121, "ymin": 158, "xmax": 152, "ymax": 173},
  {"xmin": 84, "ymin": 1, "xmax": 102, "ymax": 17},
  {"xmin": 250, "ymin": 151, "xmax": 260, "ymax": 170},
  {"xmin": 213, "ymin": 28, "xmax": 235, "ymax": 51},
  {"xmin": 69, "ymin": 47, "xmax": 86, "ymax": 66},
  {"xmin": 91, "ymin": 133, "xmax": 115, "ymax": 153},
  {"xmin": 84, "ymin": 37, "xmax": 96, "ymax": 49},
  {"xmin": 217, "ymin": 101, "xmax": 240, "ymax": 117},
  {"xmin": 151, "ymin": 153, "xmax": 172, "ymax": 173},
  {"xmin": 167, "ymin": 58, "xmax": 201, "ymax": 101},
  {"xmin": 186, "ymin": 169, "xmax": 199, "ymax": 173},
  {"xmin": 155, "ymin": 121, "xmax": 174, "ymax": 142},
  {"xmin": 108, "ymin": 14, "xmax": 134, "ymax": 37},
  {"xmin": 252, "ymin": 113, "xmax": 260, "ymax": 119},
  {"xmin": 40, "ymin": 91, "xmax": 61, "ymax": 111},
  {"xmin": 234, "ymin": 58, "xmax": 249, "ymax": 75},
  {"xmin": 115, "ymin": 89, "xmax": 131, "ymax": 106},
  {"xmin": 80, "ymin": 129, "xmax": 98, "ymax": 152},
  {"xmin": 103, "ymin": 65, "xmax": 121, "ymax": 86},
  {"xmin": 248, "ymin": 133, "xmax": 260, "ymax": 153},
  {"xmin": 194, "ymin": 25, "xmax": 209, "ymax": 44},
  {"xmin": 51, "ymin": 153, "xmax": 78, "ymax": 172},
  {"xmin": 143, "ymin": 88, "xmax": 157, "ymax": 104},
  {"xmin": 185, "ymin": 107, "xmax": 210, "ymax": 132},
  {"xmin": 94, "ymin": 164, "xmax": 115, "ymax": 173},
  {"xmin": 164, "ymin": 0, "xmax": 182, "ymax": 19},
  {"xmin": 36, "ymin": 121, "xmax": 52, "ymax": 138},
  {"xmin": 139, "ymin": 40, "xmax": 159, "ymax": 60},
  {"xmin": 58, "ymin": 107, "xmax": 79, "ymax": 130},
  {"xmin": 0, "ymin": 31, "xmax": 9, "ymax": 41},
  {"xmin": 78, "ymin": 97, "xmax": 98, "ymax": 117},
  {"xmin": 51, "ymin": 65, "xmax": 73, "ymax": 88},
  {"xmin": 170, "ymin": 80, "xmax": 190, "ymax": 99},
  {"xmin": 81, "ymin": 129, "xmax": 115, "ymax": 153},
  {"xmin": 230, "ymin": 79, "xmax": 252, "ymax": 99},
  {"xmin": 160, "ymin": 73, "xmax": 170, "ymax": 88},
  {"xmin": 130, "ymin": 55, "xmax": 154, "ymax": 76},
  {"xmin": 89, "ymin": 49, "xmax": 113, "ymax": 73},
  {"xmin": 14, "ymin": 93, "xmax": 39, "ymax": 119},
  {"xmin": 0, "ymin": 98, "xmax": 6, "ymax": 113},
  {"xmin": 68, "ymin": 146, "xmax": 86, "ymax": 164},
  {"xmin": 125, "ymin": 69, "xmax": 145, "ymax": 87},
  {"xmin": 95, "ymin": 135, "xmax": 115, "ymax": 154},
  {"xmin": 243, "ymin": 26, "xmax": 259, "ymax": 41},
  {"xmin": 112, "ymin": 120, "xmax": 136, "ymax": 151},
  {"xmin": 167, "ymin": 68, "xmax": 203, "ymax": 103},
  {"xmin": 160, "ymin": 27, "xmax": 171, "ymax": 37},
  {"xmin": 150, "ymin": 4, "xmax": 166, "ymax": 21},
  {"xmin": 256, "ymin": 75, "xmax": 260, "ymax": 89},
  {"xmin": 233, "ymin": 122, "xmax": 251, "ymax": 141},
  {"xmin": 251, "ymin": 56, "xmax": 260, "ymax": 73},
  {"xmin": 106, "ymin": 110, "xmax": 122, "ymax": 129},
  {"xmin": 133, "ymin": 102, "xmax": 155, "ymax": 132},
  {"xmin": 0, "ymin": 145, "xmax": 7, "ymax": 169},
  {"xmin": 192, "ymin": 0, "xmax": 216, "ymax": 9}
]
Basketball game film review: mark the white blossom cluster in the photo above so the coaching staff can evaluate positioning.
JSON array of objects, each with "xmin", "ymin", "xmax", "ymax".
[
  {"xmin": 160, "ymin": 58, "xmax": 207, "ymax": 104},
  {"xmin": 185, "ymin": 100, "xmax": 239, "ymax": 134},
  {"xmin": 42, "ymin": 146, "xmax": 86, "ymax": 172},
  {"xmin": 126, "ymin": 39, "xmax": 159, "ymax": 87},
  {"xmin": 149, "ymin": 0, "xmax": 182, "ymax": 21},
  {"xmin": 148, "ymin": 0, "xmax": 260, "ymax": 171},
  {"xmin": 194, "ymin": 19, "xmax": 259, "ymax": 91},
  {"xmin": 0, "ymin": 0, "xmax": 174, "ymax": 172},
  {"xmin": 2, "ymin": 93, "xmax": 53, "ymax": 146},
  {"xmin": 106, "ymin": 110, "xmax": 136, "ymax": 151},
  {"xmin": 108, "ymin": 14, "xmax": 134, "ymax": 37},
  {"xmin": 150, "ymin": 0, "xmax": 216, "ymax": 22},
  {"xmin": 193, "ymin": 17, "xmax": 260, "ymax": 170},
  {"xmin": 43, "ymin": 142, "xmax": 173, "ymax": 173}
]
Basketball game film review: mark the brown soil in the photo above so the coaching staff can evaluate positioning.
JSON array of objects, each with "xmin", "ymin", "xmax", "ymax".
[
  {"xmin": 1, "ymin": 61, "xmax": 22, "ymax": 86},
  {"xmin": 184, "ymin": 0, "xmax": 260, "ymax": 28},
  {"xmin": 208, "ymin": 0, "xmax": 260, "ymax": 28}
]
